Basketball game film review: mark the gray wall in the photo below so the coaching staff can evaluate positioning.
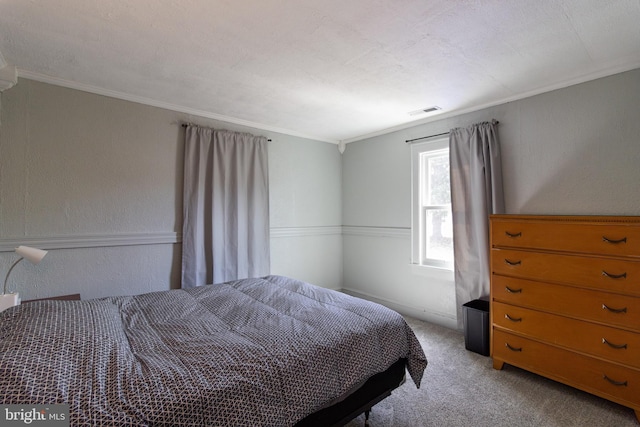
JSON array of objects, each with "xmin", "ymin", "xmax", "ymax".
[
  {"xmin": 2, "ymin": 69, "xmax": 639, "ymax": 326},
  {"xmin": 0, "ymin": 79, "xmax": 343, "ymax": 300},
  {"xmin": 342, "ymin": 68, "xmax": 640, "ymax": 328}
]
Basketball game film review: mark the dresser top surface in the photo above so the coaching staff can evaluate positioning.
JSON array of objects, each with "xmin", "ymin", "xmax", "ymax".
[{"xmin": 491, "ymin": 214, "xmax": 640, "ymax": 224}]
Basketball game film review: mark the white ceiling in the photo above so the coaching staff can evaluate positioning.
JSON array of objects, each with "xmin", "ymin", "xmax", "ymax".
[{"xmin": 1, "ymin": 0, "xmax": 639, "ymax": 143}]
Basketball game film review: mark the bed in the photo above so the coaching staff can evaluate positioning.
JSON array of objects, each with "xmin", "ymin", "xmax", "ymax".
[{"xmin": 0, "ymin": 275, "xmax": 427, "ymax": 426}]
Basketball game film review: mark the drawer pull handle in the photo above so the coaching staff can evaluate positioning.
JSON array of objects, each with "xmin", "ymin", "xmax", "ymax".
[
  {"xmin": 505, "ymin": 286, "xmax": 523, "ymax": 294},
  {"xmin": 505, "ymin": 314, "xmax": 522, "ymax": 322},
  {"xmin": 602, "ymin": 304, "xmax": 627, "ymax": 314},
  {"xmin": 504, "ymin": 259, "xmax": 522, "ymax": 266},
  {"xmin": 601, "ymin": 270, "xmax": 627, "ymax": 280},
  {"xmin": 505, "ymin": 343, "xmax": 522, "ymax": 352},
  {"xmin": 602, "ymin": 338, "xmax": 628, "ymax": 350},
  {"xmin": 603, "ymin": 375, "xmax": 628, "ymax": 387},
  {"xmin": 505, "ymin": 231, "xmax": 522, "ymax": 238},
  {"xmin": 602, "ymin": 236, "xmax": 627, "ymax": 244}
]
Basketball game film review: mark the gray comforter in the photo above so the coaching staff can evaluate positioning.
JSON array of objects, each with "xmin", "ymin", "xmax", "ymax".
[{"xmin": 0, "ymin": 275, "xmax": 427, "ymax": 426}]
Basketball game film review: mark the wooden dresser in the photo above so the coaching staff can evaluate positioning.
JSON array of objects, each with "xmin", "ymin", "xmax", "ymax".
[{"xmin": 490, "ymin": 215, "xmax": 640, "ymax": 422}]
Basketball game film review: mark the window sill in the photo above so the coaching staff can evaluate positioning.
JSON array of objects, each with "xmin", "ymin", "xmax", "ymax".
[{"xmin": 410, "ymin": 264, "xmax": 455, "ymax": 281}]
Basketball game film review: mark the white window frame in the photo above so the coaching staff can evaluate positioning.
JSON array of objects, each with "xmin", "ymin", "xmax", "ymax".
[{"xmin": 411, "ymin": 137, "xmax": 454, "ymax": 271}]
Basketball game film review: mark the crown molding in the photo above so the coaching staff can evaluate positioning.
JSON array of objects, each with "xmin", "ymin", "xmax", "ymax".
[
  {"xmin": 0, "ymin": 49, "xmax": 17, "ymax": 91},
  {"xmin": 0, "ymin": 65, "xmax": 17, "ymax": 92},
  {"xmin": 16, "ymin": 69, "xmax": 338, "ymax": 144},
  {"xmin": 342, "ymin": 61, "xmax": 640, "ymax": 144}
]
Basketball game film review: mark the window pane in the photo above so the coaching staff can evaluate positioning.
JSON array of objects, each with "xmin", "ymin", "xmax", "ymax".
[
  {"xmin": 412, "ymin": 139, "xmax": 453, "ymax": 270},
  {"xmin": 428, "ymin": 154, "xmax": 450, "ymax": 205},
  {"xmin": 425, "ymin": 209, "xmax": 453, "ymax": 262}
]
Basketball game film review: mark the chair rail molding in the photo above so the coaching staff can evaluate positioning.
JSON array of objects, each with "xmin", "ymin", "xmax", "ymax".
[
  {"xmin": 342, "ymin": 226, "xmax": 410, "ymax": 239},
  {"xmin": 270, "ymin": 226, "xmax": 342, "ymax": 238},
  {"xmin": 0, "ymin": 232, "xmax": 180, "ymax": 252},
  {"xmin": 0, "ymin": 226, "xmax": 344, "ymax": 251}
]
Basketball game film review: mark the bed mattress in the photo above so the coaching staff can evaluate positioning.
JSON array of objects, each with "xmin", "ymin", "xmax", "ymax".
[{"xmin": 0, "ymin": 275, "xmax": 426, "ymax": 426}]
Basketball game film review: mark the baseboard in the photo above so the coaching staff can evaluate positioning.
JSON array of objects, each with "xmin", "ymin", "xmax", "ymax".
[{"xmin": 341, "ymin": 287, "xmax": 458, "ymax": 330}]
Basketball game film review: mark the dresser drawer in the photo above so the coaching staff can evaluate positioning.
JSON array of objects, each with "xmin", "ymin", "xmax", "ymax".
[
  {"xmin": 493, "ymin": 330, "xmax": 640, "ymax": 410},
  {"xmin": 492, "ymin": 249, "xmax": 640, "ymax": 296},
  {"xmin": 491, "ymin": 216, "xmax": 640, "ymax": 257},
  {"xmin": 491, "ymin": 276, "xmax": 640, "ymax": 331},
  {"xmin": 493, "ymin": 302, "xmax": 640, "ymax": 368}
]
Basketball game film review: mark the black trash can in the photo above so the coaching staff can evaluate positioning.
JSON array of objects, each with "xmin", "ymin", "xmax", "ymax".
[{"xmin": 462, "ymin": 299, "xmax": 490, "ymax": 356}]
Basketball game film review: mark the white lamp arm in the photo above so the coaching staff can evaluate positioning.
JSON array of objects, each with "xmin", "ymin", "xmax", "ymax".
[{"xmin": 3, "ymin": 257, "xmax": 24, "ymax": 294}]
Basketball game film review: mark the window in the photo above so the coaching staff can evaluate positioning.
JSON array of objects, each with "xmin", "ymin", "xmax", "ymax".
[{"xmin": 411, "ymin": 138, "xmax": 453, "ymax": 269}]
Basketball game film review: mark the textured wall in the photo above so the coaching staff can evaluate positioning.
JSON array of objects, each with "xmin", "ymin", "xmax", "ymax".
[
  {"xmin": 3, "ymin": 69, "xmax": 638, "ymax": 319},
  {"xmin": 342, "ymin": 68, "xmax": 640, "ymax": 328},
  {"xmin": 269, "ymin": 134, "xmax": 343, "ymax": 288},
  {"xmin": 0, "ymin": 79, "xmax": 342, "ymax": 300}
]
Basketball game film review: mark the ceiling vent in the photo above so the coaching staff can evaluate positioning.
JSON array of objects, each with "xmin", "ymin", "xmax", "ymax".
[{"xmin": 409, "ymin": 106, "xmax": 442, "ymax": 116}]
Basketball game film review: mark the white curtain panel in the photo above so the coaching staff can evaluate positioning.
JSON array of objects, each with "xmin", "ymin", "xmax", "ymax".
[
  {"xmin": 449, "ymin": 120, "xmax": 504, "ymax": 328},
  {"xmin": 182, "ymin": 126, "xmax": 270, "ymax": 288}
]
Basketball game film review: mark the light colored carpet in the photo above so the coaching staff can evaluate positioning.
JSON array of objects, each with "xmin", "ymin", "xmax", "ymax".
[{"xmin": 345, "ymin": 317, "xmax": 638, "ymax": 427}]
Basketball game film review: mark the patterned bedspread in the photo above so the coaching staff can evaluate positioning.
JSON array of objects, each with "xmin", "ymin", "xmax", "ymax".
[{"xmin": 0, "ymin": 275, "xmax": 427, "ymax": 426}]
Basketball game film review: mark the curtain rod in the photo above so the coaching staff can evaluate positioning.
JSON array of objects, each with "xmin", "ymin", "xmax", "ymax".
[
  {"xmin": 405, "ymin": 131, "xmax": 449, "ymax": 143},
  {"xmin": 181, "ymin": 123, "xmax": 272, "ymax": 142},
  {"xmin": 405, "ymin": 120, "xmax": 499, "ymax": 144}
]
